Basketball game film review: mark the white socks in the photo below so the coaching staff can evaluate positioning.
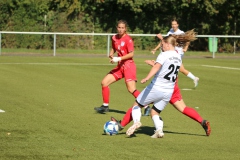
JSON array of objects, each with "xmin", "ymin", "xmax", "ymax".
[
  {"xmin": 132, "ymin": 105, "xmax": 141, "ymax": 123},
  {"xmin": 187, "ymin": 72, "xmax": 196, "ymax": 80},
  {"xmin": 152, "ymin": 115, "xmax": 163, "ymax": 131}
]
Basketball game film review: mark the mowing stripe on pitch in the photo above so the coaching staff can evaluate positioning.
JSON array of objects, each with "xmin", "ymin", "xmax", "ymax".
[
  {"xmin": 0, "ymin": 63, "xmax": 164, "ymax": 66},
  {"xmin": 202, "ymin": 65, "xmax": 240, "ymax": 70},
  {"xmin": 181, "ymin": 88, "xmax": 193, "ymax": 90},
  {"xmin": 0, "ymin": 63, "xmax": 113, "ymax": 65}
]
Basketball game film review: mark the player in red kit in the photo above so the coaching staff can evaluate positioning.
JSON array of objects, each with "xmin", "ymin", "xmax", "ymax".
[
  {"xmin": 94, "ymin": 20, "xmax": 144, "ymax": 113},
  {"xmin": 111, "ymin": 60, "xmax": 211, "ymax": 137},
  {"xmin": 110, "ymin": 30, "xmax": 211, "ymax": 137}
]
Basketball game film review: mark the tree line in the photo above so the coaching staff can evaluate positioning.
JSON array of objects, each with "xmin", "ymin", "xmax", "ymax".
[{"xmin": 0, "ymin": 0, "xmax": 239, "ymax": 52}]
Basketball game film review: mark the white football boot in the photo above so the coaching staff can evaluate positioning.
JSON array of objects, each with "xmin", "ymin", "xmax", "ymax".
[
  {"xmin": 151, "ymin": 129, "xmax": 164, "ymax": 138},
  {"xmin": 194, "ymin": 77, "xmax": 199, "ymax": 88},
  {"xmin": 126, "ymin": 121, "xmax": 142, "ymax": 136}
]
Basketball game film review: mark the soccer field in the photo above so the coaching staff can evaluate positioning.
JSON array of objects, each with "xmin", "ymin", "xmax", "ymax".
[{"xmin": 0, "ymin": 56, "xmax": 239, "ymax": 159}]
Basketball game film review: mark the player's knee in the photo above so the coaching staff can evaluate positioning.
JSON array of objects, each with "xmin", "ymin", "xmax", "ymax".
[
  {"xmin": 135, "ymin": 100, "xmax": 144, "ymax": 108},
  {"xmin": 152, "ymin": 105, "xmax": 162, "ymax": 114},
  {"xmin": 132, "ymin": 105, "xmax": 140, "ymax": 110}
]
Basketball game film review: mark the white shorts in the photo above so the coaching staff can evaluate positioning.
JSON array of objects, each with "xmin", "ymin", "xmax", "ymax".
[{"xmin": 136, "ymin": 83, "xmax": 173, "ymax": 111}]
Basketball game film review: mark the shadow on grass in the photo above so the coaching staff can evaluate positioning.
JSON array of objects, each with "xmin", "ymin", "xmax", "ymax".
[
  {"xmin": 109, "ymin": 109, "xmax": 126, "ymax": 114},
  {"xmin": 94, "ymin": 109, "xmax": 126, "ymax": 115},
  {"xmin": 125, "ymin": 126, "xmax": 205, "ymax": 138}
]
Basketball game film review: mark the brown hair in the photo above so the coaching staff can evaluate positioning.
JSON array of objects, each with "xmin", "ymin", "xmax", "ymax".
[
  {"xmin": 171, "ymin": 18, "xmax": 179, "ymax": 24},
  {"xmin": 117, "ymin": 19, "xmax": 128, "ymax": 27},
  {"xmin": 163, "ymin": 29, "xmax": 197, "ymax": 47}
]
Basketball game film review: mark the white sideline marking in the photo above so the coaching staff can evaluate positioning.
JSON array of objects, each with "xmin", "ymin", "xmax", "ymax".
[
  {"xmin": 181, "ymin": 88, "xmax": 193, "ymax": 90},
  {"xmin": 202, "ymin": 65, "xmax": 240, "ymax": 70},
  {"xmin": 0, "ymin": 109, "xmax": 5, "ymax": 113}
]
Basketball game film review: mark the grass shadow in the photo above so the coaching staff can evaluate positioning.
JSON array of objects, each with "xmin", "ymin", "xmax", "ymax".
[
  {"xmin": 128, "ymin": 126, "xmax": 205, "ymax": 137},
  {"xmin": 109, "ymin": 109, "xmax": 126, "ymax": 114},
  {"xmin": 93, "ymin": 109, "xmax": 126, "ymax": 115}
]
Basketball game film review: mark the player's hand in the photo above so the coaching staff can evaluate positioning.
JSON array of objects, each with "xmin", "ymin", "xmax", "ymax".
[
  {"xmin": 141, "ymin": 78, "xmax": 148, "ymax": 84},
  {"xmin": 151, "ymin": 49, "xmax": 156, "ymax": 54},
  {"xmin": 111, "ymin": 57, "xmax": 121, "ymax": 63},
  {"xmin": 145, "ymin": 60, "xmax": 155, "ymax": 66},
  {"xmin": 157, "ymin": 34, "xmax": 163, "ymax": 40}
]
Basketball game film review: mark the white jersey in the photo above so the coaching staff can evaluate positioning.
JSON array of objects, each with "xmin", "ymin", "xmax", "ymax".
[
  {"xmin": 136, "ymin": 50, "xmax": 182, "ymax": 111},
  {"xmin": 167, "ymin": 29, "xmax": 185, "ymax": 56},
  {"xmin": 151, "ymin": 50, "xmax": 182, "ymax": 90}
]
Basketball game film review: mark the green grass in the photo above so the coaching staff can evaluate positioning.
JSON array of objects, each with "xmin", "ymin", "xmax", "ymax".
[
  {"xmin": 0, "ymin": 56, "xmax": 240, "ymax": 159},
  {"xmin": 2, "ymin": 48, "xmax": 240, "ymax": 57}
]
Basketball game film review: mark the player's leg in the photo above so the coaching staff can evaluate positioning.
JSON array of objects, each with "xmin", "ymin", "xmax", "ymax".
[
  {"xmin": 143, "ymin": 105, "xmax": 151, "ymax": 116},
  {"xmin": 110, "ymin": 81, "xmax": 141, "ymax": 128},
  {"xmin": 94, "ymin": 73, "xmax": 117, "ymax": 113},
  {"xmin": 125, "ymin": 86, "xmax": 156, "ymax": 136},
  {"xmin": 150, "ymin": 106, "xmax": 164, "ymax": 138},
  {"xmin": 180, "ymin": 63, "xmax": 199, "ymax": 88},
  {"xmin": 173, "ymin": 100, "xmax": 203, "ymax": 123},
  {"xmin": 170, "ymin": 83, "xmax": 211, "ymax": 136},
  {"xmin": 124, "ymin": 64, "xmax": 150, "ymax": 116},
  {"xmin": 125, "ymin": 102, "xmax": 142, "ymax": 136},
  {"xmin": 172, "ymin": 100, "xmax": 211, "ymax": 136},
  {"xmin": 150, "ymin": 97, "xmax": 169, "ymax": 138}
]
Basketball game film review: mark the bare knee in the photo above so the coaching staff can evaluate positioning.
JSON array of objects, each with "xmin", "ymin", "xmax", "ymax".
[
  {"xmin": 126, "ymin": 81, "xmax": 137, "ymax": 93},
  {"xmin": 101, "ymin": 74, "xmax": 116, "ymax": 87}
]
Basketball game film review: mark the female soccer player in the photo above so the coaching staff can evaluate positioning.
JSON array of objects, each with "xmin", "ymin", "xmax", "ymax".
[
  {"xmin": 125, "ymin": 33, "xmax": 194, "ymax": 137},
  {"xmin": 121, "ymin": 31, "xmax": 196, "ymax": 137},
  {"xmin": 111, "ymin": 30, "xmax": 211, "ymax": 138},
  {"xmin": 142, "ymin": 19, "xmax": 199, "ymax": 116},
  {"xmin": 94, "ymin": 20, "xmax": 143, "ymax": 113},
  {"xmin": 151, "ymin": 19, "xmax": 199, "ymax": 88}
]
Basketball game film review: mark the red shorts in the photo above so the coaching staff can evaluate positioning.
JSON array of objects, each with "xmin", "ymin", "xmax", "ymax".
[
  {"xmin": 110, "ymin": 60, "xmax": 137, "ymax": 82},
  {"xmin": 169, "ymin": 82, "xmax": 182, "ymax": 104}
]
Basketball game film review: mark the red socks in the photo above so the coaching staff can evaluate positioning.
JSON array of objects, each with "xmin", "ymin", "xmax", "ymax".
[
  {"xmin": 182, "ymin": 107, "xmax": 203, "ymax": 123},
  {"xmin": 102, "ymin": 86, "xmax": 109, "ymax": 104},
  {"xmin": 132, "ymin": 90, "xmax": 140, "ymax": 98},
  {"xmin": 120, "ymin": 107, "xmax": 133, "ymax": 127},
  {"xmin": 120, "ymin": 90, "xmax": 141, "ymax": 127}
]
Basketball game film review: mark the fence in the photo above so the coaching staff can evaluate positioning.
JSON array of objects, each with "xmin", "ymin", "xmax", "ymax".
[{"xmin": 0, "ymin": 31, "xmax": 239, "ymax": 58}]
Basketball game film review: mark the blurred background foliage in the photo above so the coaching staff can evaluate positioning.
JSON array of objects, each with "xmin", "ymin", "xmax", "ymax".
[{"xmin": 0, "ymin": 0, "xmax": 239, "ymax": 52}]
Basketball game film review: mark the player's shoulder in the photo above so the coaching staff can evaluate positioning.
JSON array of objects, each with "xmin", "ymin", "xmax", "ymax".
[
  {"xmin": 124, "ymin": 34, "xmax": 133, "ymax": 43},
  {"xmin": 112, "ymin": 34, "xmax": 117, "ymax": 41},
  {"xmin": 124, "ymin": 34, "xmax": 133, "ymax": 40},
  {"xmin": 112, "ymin": 34, "xmax": 119, "ymax": 40},
  {"xmin": 175, "ymin": 29, "xmax": 184, "ymax": 34},
  {"xmin": 167, "ymin": 29, "xmax": 174, "ymax": 35}
]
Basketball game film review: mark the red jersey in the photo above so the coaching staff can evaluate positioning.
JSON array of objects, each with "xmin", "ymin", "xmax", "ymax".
[{"xmin": 112, "ymin": 34, "xmax": 134, "ymax": 61}]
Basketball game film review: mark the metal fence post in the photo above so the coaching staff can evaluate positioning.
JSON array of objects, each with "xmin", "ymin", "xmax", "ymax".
[
  {"xmin": 212, "ymin": 37, "xmax": 215, "ymax": 58},
  {"xmin": 107, "ymin": 34, "xmax": 110, "ymax": 57},
  {"xmin": 0, "ymin": 33, "xmax": 1, "ymax": 56},
  {"xmin": 53, "ymin": 34, "xmax": 56, "ymax": 56}
]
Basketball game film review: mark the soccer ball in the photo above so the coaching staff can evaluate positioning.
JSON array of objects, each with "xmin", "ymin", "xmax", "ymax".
[{"xmin": 103, "ymin": 121, "xmax": 119, "ymax": 136}]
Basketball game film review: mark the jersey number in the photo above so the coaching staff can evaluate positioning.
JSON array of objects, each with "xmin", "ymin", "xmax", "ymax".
[{"xmin": 164, "ymin": 64, "xmax": 180, "ymax": 82}]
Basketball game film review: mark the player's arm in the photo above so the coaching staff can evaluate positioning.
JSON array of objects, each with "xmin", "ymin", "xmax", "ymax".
[
  {"xmin": 110, "ymin": 51, "xmax": 134, "ymax": 63},
  {"xmin": 183, "ymin": 42, "xmax": 190, "ymax": 52},
  {"xmin": 141, "ymin": 62, "xmax": 161, "ymax": 83},
  {"xmin": 151, "ymin": 42, "xmax": 161, "ymax": 54},
  {"xmin": 120, "ymin": 51, "xmax": 134, "ymax": 60},
  {"xmin": 109, "ymin": 48, "xmax": 115, "ymax": 59},
  {"xmin": 145, "ymin": 60, "xmax": 155, "ymax": 66},
  {"xmin": 151, "ymin": 34, "xmax": 164, "ymax": 54}
]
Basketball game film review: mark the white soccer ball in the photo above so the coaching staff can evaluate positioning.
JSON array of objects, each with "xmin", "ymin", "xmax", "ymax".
[{"xmin": 103, "ymin": 121, "xmax": 119, "ymax": 136}]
